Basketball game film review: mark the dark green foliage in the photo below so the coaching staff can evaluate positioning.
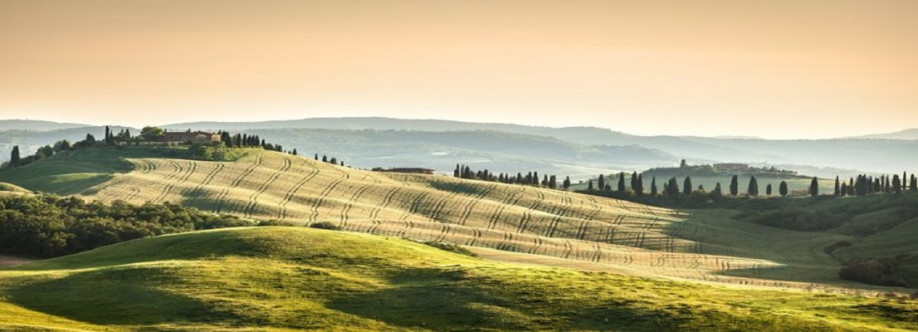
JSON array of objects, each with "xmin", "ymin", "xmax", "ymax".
[
  {"xmin": 834, "ymin": 176, "xmax": 840, "ymax": 196},
  {"xmin": 779, "ymin": 181, "xmax": 788, "ymax": 197},
  {"xmin": 309, "ymin": 221, "xmax": 341, "ymax": 231},
  {"xmin": 765, "ymin": 184, "xmax": 772, "ymax": 196},
  {"xmin": 597, "ymin": 174, "xmax": 605, "ymax": 192},
  {"xmin": 809, "ymin": 177, "xmax": 819, "ymax": 197},
  {"xmin": 617, "ymin": 172, "xmax": 626, "ymax": 193},
  {"xmin": 839, "ymin": 256, "xmax": 911, "ymax": 287},
  {"xmin": 729, "ymin": 175, "xmax": 739, "ymax": 196},
  {"xmin": 682, "ymin": 177, "xmax": 692, "ymax": 195},
  {"xmin": 740, "ymin": 209, "xmax": 846, "ymax": 231},
  {"xmin": 0, "ymin": 195, "xmax": 250, "ymax": 258},
  {"xmin": 747, "ymin": 176, "xmax": 758, "ymax": 196},
  {"xmin": 665, "ymin": 177, "xmax": 679, "ymax": 197},
  {"xmin": 587, "ymin": 180, "xmax": 594, "ymax": 191},
  {"xmin": 650, "ymin": 177, "xmax": 657, "ymax": 196},
  {"xmin": 9, "ymin": 146, "xmax": 19, "ymax": 167},
  {"xmin": 892, "ymin": 175, "xmax": 901, "ymax": 194},
  {"xmin": 563, "ymin": 176, "xmax": 571, "ymax": 190}
]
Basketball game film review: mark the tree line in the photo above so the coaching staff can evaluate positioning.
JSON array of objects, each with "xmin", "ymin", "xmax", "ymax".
[
  {"xmin": 0, "ymin": 194, "xmax": 262, "ymax": 258},
  {"xmin": 453, "ymin": 164, "xmax": 569, "ymax": 190}
]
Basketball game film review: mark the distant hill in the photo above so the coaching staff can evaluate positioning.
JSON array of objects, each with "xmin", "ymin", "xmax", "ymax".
[
  {"xmin": 851, "ymin": 128, "xmax": 918, "ymax": 140},
  {"xmin": 0, "ymin": 125, "xmax": 135, "ymax": 158},
  {"xmin": 0, "ymin": 119, "xmax": 90, "ymax": 132},
  {"xmin": 164, "ymin": 117, "xmax": 918, "ymax": 173}
]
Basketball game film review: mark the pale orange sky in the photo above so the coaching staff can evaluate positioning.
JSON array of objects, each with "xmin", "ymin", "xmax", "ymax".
[{"xmin": 1, "ymin": 0, "xmax": 916, "ymax": 138}]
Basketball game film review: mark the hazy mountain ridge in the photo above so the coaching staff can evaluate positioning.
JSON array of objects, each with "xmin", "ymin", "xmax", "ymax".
[
  {"xmin": 0, "ymin": 120, "xmax": 90, "ymax": 132},
  {"xmin": 851, "ymin": 128, "xmax": 918, "ymax": 140}
]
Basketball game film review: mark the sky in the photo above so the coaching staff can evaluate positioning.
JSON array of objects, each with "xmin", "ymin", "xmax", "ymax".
[{"xmin": 1, "ymin": 0, "xmax": 917, "ymax": 139}]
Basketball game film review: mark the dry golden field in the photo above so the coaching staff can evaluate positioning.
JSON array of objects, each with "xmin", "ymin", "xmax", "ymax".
[{"xmin": 58, "ymin": 149, "xmax": 897, "ymax": 294}]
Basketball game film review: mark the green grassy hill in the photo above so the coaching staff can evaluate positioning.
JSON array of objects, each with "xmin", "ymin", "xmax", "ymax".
[
  {"xmin": 0, "ymin": 227, "xmax": 915, "ymax": 331},
  {"xmin": 0, "ymin": 146, "xmax": 914, "ymax": 294}
]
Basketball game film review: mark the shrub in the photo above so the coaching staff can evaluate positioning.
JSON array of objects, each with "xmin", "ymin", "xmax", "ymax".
[{"xmin": 309, "ymin": 221, "xmax": 341, "ymax": 230}]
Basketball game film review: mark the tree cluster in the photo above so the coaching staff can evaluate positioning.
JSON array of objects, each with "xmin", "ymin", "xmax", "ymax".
[
  {"xmin": 0, "ymin": 195, "xmax": 253, "ymax": 258},
  {"xmin": 453, "ymin": 164, "xmax": 563, "ymax": 189}
]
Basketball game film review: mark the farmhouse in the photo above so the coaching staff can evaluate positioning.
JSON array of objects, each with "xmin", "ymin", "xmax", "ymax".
[{"xmin": 162, "ymin": 130, "xmax": 221, "ymax": 144}]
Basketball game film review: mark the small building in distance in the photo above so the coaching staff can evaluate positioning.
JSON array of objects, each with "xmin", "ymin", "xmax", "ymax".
[
  {"xmin": 713, "ymin": 163, "xmax": 749, "ymax": 171},
  {"xmin": 162, "ymin": 130, "xmax": 221, "ymax": 144}
]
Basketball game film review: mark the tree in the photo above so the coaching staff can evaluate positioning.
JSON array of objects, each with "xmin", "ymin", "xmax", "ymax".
[
  {"xmin": 454, "ymin": 164, "xmax": 461, "ymax": 178},
  {"xmin": 9, "ymin": 146, "xmax": 20, "ymax": 167},
  {"xmin": 597, "ymin": 174, "xmax": 605, "ymax": 192},
  {"xmin": 834, "ymin": 176, "xmax": 840, "ymax": 196},
  {"xmin": 291, "ymin": 148, "xmax": 297, "ymax": 156},
  {"xmin": 634, "ymin": 174, "xmax": 644, "ymax": 195},
  {"xmin": 52, "ymin": 140, "xmax": 71, "ymax": 152},
  {"xmin": 36, "ymin": 145, "xmax": 54, "ymax": 159},
  {"xmin": 711, "ymin": 182, "xmax": 723, "ymax": 197},
  {"xmin": 549, "ymin": 175, "xmax": 557, "ymax": 189},
  {"xmin": 809, "ymin": 177, "xmax": 819, "ymax": 197},
  {"xmin": 665, "ymin": 177, "xmax": 679, "ymax": 197},
  {"xmin": 892, "ymin": 175, "xmax": 901, "ymax": 194},
  {"xmin": 683, "ymin": 176, "xmax": 693, "ymax": 195},
  {"xmin": 840, "ymin": 182, "xmax": 848, "ymax": 196},
  {"xmin": 563, "ymin": 176, "xmax": 571, "ymax": 190},
  {"xmin": 765, "ymin": 184, "xmax": 773, "ymax": 196},
  {"xmin": 650, "ymin": 177, "xmax": 658, "ymax": 196},
  {"xmin": 747, "ymin": 176, "xmax": 758, "ymax": 196},
  {"xmin": 680, "ymin": 159, "xmax": 687, "ymax": 168},
  {"xmin": 587, "ymin": 180, "xmax": 594, "ymax": 191},
  {"xmin": 779, "ymin": 181, "xmax": 788, "ymax": 197},
  {"xmin": 140, "ymin": 126, "xmax": 165, "ymax": 141},
  {"xmin": 729, "ymin": 175, "xmax": 739, "ymax": 196},
  {"xmin": 911, "ymin": 175, "xmax": 917, "ymax": 193},
  {"xmin": 617, "ymin": 172, "xmax": 626, "ymax": 193},
  {"xmin": 104, "ymin": 126, "xmax": 111, "ymax": 144}
]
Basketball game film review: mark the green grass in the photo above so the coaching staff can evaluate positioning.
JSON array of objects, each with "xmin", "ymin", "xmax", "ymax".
[{"xmin": 0, "ymin": 227, "xmax": 915, "ymax": 331}]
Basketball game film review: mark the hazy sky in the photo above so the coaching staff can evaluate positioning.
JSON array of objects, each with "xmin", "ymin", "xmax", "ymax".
[{"xmin": 2, "ymin": 0, "xmax": 916, "ymax": 138}]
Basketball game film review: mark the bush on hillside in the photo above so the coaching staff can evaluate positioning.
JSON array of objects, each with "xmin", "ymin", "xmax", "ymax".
[
  {"xmin": 422, "ymin": 241, "xmax": 478, "ymax": 257},
  {"xmin": 309, "ymin": 221, "xmax": 341, "ymax": 230},
  {"xmin": 839, "ymin": 256, "xmax": 909, "ymax": 287}
]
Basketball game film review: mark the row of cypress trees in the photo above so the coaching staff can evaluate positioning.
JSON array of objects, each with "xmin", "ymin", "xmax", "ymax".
[{"xmin": 453, "ymin": 164, "xmax": 570, "ymax": 190}]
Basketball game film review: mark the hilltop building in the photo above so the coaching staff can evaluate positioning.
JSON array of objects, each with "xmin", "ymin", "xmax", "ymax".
[
  {"xmin": 713, "ymin": 163, "xmax": 749, "ymax": 171},
  {"xmin": 162, "ymin": 130, "xmax": 221, "ymax": 144}
]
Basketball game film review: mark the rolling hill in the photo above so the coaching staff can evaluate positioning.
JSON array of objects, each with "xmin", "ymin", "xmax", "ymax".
[
  {"xmin": 0, "ymin": 227, "xmax": 914, "ymax": 331},
  {"xmin": 1, "ymin": 146, "xmax": 915, "ymax": 295}
]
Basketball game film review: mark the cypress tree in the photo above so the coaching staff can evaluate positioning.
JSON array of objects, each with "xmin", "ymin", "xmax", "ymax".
[
  {"xmin": 834, "ymin": 176, "xmax": 840, "ymax": 196},
  {"xmin": 729, "ymin": 175, "xmax": 739, "ymax": 196},
  {"xmin": 766, "ymin": 184, "xmax": 772, "ymax": 196},
  {"xmin": 104, "ymin": 126, "xmax": 111, "ymax": 144},
  {"xmin": 747, "ymin": 176, "xmax": 758, "ymax": 196},
  {"xmin": 617, "ymin": 172, "xmax": 626, "ymax": 193},
  {"xmin": 840, "ymin": 183, "xmax": 848, "ymax": 196},
  {"xmin": 683, "ymin": 176, "xmax": 693, "ymax": 195},
  {"xmin": 454, "ymin": 164, "xmax": 461, "ymax": 178},
  {"xmin": 291, "ymin": 149, "xmax": 297, "ymax": 156},
  {"xmin": 563, "ymin": 176, "xmax": 571, "ymax": 190},
  {"xmin": 712, "ymin": 182, "xmax": 722, "ymax": 197},
  {"xmin": 549, "ymin": 175, "xmax": 557, "ymax": 189},
  {"xmin": 650, "ymin": 177, "xmax": 658, "ymax": 196},
  {"xmin": 588, "ymin": 180, "xmax": 594, "ymax": 191},
  {"xmin": 630, "ymin": 171, "xmax": 638, "ymax": 190},
  {"xmin": 635, "ymin": 174, "xmax": 644, "ymax": 195},
  {"xmin": 910, "ymin": 175, "xmax": 917, "ymax": 192},
  {"xmin": 779, "ymin": 181, "xmax": 788, "ymax": 197},
  {"xmin": 597, "ymin": 174, "xmax": 605, "ymax": 192},
  {"xmin": 9, "ymin": 146, "xmax": 20, "ymax": 167},
  {"xmin": 666, "ymin": 177, "xmax": 679, "ymax": 197},
  {"xmin": 892, "ymin": 175, "xmax": 901, "ymax": 194},
  {"xmin": 809, "ymin": 177, "xmax": 819, "ymax": 197}
]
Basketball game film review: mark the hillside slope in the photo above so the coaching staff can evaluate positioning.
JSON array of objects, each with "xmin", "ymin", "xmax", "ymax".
[
  {"xmin": 0, "ymin": 227, "xmax": 914, "ymax": 331},
  {"xmin": 0, "ymin": 147, "xmax": 910, "ymax": 292}
]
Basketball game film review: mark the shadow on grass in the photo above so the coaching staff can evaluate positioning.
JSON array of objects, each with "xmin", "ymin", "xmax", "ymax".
[
  {"xmin": 6, "ymin": 266, "xmax": 243, "ymax": 325},
  {"xmin": 327, "ymin": 267, "xmax": 669, "ymax": 331}
]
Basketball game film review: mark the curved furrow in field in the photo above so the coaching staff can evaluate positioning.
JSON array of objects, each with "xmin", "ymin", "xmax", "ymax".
[
  {"xmin": 340, "ymin": 182, "xmax": 375, "ymax": 226},
  {"xmin": 456, "ymin": 184, "xmax": 498, "ymax": 226},
  {"xmin": 309, "ymin": 167, "xmax": 350, "ymax": 222},
  {"xmin": 243, "ymin": 157, "xmax": 292, "ymax": 218},
  {"xmin": 277, "ymin": 160, "xmax": 320, "ymax": 220},
  {"xmin": 214, "ymin": 155, "xmax": 263, "ymax": 213},
  {"xmin": 186, "ymin": 163, "xmax": 225, "ymax": 207},
  {"xmin": 367, "ymin": 187, "xmax": 403, "ymax": 222},
  {"xmin": 152, "ymin": 160, "xmax": 184, "ymax": 203},
  {"xmin": 485, "ymin": 185, "xmax": 527, "ymax": 230}
]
